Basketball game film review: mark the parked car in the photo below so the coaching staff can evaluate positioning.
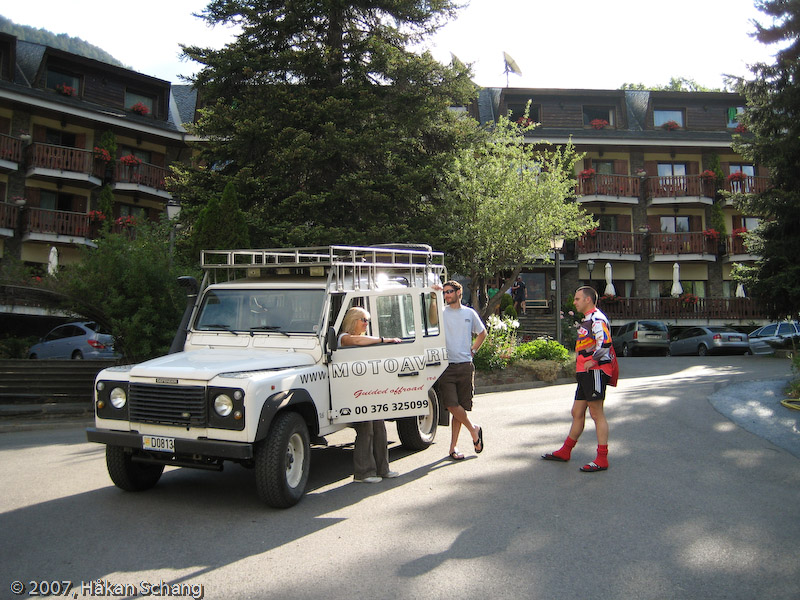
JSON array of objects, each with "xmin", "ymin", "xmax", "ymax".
[
  {"xmin": 613, "ymin": 320, "xmax": 670, "ymax": 356},
  {"xmin": 27, "ymin": 321, "xmax": 119, "ymax": 360},
  {"xmin": 668, "ymin": 326, "xmax": 749, "ymax": 356},
  {"xmin": 747, "ymin": 321, "xmax": 800, "ymax": 355}
]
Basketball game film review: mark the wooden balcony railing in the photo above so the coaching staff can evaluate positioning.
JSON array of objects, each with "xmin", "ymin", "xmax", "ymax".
[
  {"xmin": 577, "ymin": 230, "xmax": 643, "ymax": 255},
  {"xmin": 26, "ymin": 207, "xmax": 90, "ymax": 237},
  {"xmin": 114, "ymin": 162, "xmax": 168, "ymax": 190},
  {"xmin": 723, "ymin": 175, "xmax": 770, "ymax": 195},
  {"xmin": 0, "ymin": 133, "xmax": 23, "ymax": 163},
  {"xmin": 26, "ymin": 143, "xmax": 104, "ymax": 178},
  {"xmin": 599, "ymin": 297, "xmax": 765, "ymax": 321},
  {"xmin": 647, "ymin": 174, "xmax": 715, "ymax": 199},
  {"xmin": 727, "ymin": 235, "xmax": 752, "ymax": 255},
  {"xmin": 576, "ymin": 174, "xmax": 640, "ymax": 198},
  {"xmin": 0, "ymin": 201, "xmax": 19, "ymax": 229},
  {"xmin": 649, "ymin": 232, "xmax": 716, "ymax": 255}
]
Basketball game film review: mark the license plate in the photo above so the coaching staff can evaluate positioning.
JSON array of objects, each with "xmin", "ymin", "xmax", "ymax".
[
  {"xmin": 646, "ymin": 334, "xmax": 661, "ymax": 339},
  {"xmin": 728, "ymin": 336, "xmax": 742, "ymax": 341},
  {"xmin": 142, "ymin": 435, "xmax": 175, "ymax": 453}
]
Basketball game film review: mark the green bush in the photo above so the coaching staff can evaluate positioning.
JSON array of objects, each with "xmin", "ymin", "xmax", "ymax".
[
  {"xmin": 474, "ymin": 314, "xmax": 519, "ymax": 371},
  {"xmin": 515, "ymin": 338, "xmax": 570, "ymax": 362}
]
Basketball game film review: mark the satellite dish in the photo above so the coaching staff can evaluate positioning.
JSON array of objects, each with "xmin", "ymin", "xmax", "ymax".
[{"xmin": 503, "ymin": 51, "xmax": 523, "ymax": 86}]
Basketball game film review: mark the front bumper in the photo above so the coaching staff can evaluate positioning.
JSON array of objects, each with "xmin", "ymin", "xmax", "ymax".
[{"xmin": 86, "ymin": 428, "xmax": 254, "ymax": 460}]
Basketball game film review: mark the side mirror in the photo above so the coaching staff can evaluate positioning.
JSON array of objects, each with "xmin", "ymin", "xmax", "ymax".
[{"xmin": 325, "ymin": 326, "xmax": 338, "ymax": 361}]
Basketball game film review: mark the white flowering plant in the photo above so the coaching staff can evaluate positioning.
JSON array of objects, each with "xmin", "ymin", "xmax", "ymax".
[{"xmin": 474, "ymin": 314, "xmax": 520, "ymax": 371}]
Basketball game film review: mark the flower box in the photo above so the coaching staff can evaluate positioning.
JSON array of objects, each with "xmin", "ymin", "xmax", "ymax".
[
  {"xmin": 119, "ymin": 154, "xmax": 142, "ymax": 167},
  {"xmin": 661, "ymin": 120, "xmax": 680, "ymax": 131},
  {"xmin": 579, "ymin": 168, "xmax": 595, "ymax": 181},
  {"xmin": 56, "ymin": 83, "xmax": 75, "ymax": 97},
  {"xmin": 702, "ymin": 228, "xmax": 720, "ymax": 242},
  {"xmin": 727, "ymin": 171, "xmax": 747, "ymax": 182},
  {"xmin": 590, "ymin": 119, "xmax": 609, "ymax": 130},
  {"xmin": 732, "ymin": 227, "xmax": 747, "ymax": 238},
  {"xmin": 130, "ymin": 102, "xmax": 150, "ymax": 116}
]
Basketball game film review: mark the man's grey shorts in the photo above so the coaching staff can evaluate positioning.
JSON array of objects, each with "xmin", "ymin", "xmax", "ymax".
[{"xmin": 439, "ymin": 362, "xmax": 475, "ymax": 411}]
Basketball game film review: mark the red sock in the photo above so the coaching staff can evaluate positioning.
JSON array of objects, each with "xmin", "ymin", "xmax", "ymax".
[
  {"xmin": 551, "ymin": 436, "xmax": 577, "ymax": 460},
  {"xmin": 594, "ymin": 444, "xmax": 609, "ymax": 468}
]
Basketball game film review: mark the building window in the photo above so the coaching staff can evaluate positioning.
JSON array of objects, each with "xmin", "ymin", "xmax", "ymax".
[
  {"xmin": 652, "ymin": 280, "xmax": 705, "ymax": 298},
  {"xmin": 598, "ymin": 214, "xmax": 618, "ymax": 231},
  {"xmin": 654, "ymin": 109, "xmax": 684, "ymax": 128},
  {"xmin": 40, "ymin": 190, "xmax": 74, "ymax": 212},
  {"xmin": 506, "ymin": 102, "xmax": 540, "ymax": 124},
  {"xmin": 660, "ymin": 216, "xmax": 689, "ymax": 233},
  {"xmin": 729, "ymin": 164, "xmax": 755, "ymax": 192},
  {"xmin": 121, "ymin": 146, "xmax": 152, "ymax": 164},
  {"xmin": 742, "ymin": 216, "xmax": 760, "ymax": 230},
  {"xmin": 46, "ymin": 68, "xmax": 80, "ymax": 96},
  {"xmin": 119, "ymin": 204, "xmax": 147, "ymax": 219},
  {"xmin": 591, "ymin": 160, "xmax": 614, "ymax": 175},
  {"xmin": 727, "ymin": 106, "xmax": 745, "ymax": 128},
  {"xmin": 657, "ymin": 163, "xmax": 686, "ymax": 178},
  {"xmin": 125, "ymin": 90, "xmax": 154, "ymax": 115},
  {"xmin": 583, "ymin": 106, "xmax": 614, "ymax": 127},
  {"xmin": 44, "ymin": 127, "xmax": 77, "ymax": 148}
]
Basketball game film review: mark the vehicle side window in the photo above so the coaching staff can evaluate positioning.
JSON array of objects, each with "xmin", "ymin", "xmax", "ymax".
[
  {"xmin": 66, "ymin": 326, "xmax": 85, "ymax": 338},
  {"xmin": 778, "ymin": 323, "xmax": 794, "ymax": 335},
  {"xmin": 375, "ymin": 294, "xmax": 415, "ymax": 340},
  {"xmin": 422, "ymin": 292, "xmax": 440, "ymax": 337},
  {"xmin": 759, "ymin": 324, "xmax": 777, "ymax": 336},
  {"xmin": 46, "ymin": 327, "xmax": 68, "ymax": 341}
]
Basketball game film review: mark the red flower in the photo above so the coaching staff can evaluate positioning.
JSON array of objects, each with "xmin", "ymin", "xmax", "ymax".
[
  {"xmin": 130, "ymin": 102, "xmax": 150, "ymax": 116},
  {"xmin": 579, "ymin": 168, "xmax": 595, "ymax": 180},
  {"xmin": 93, "ymin": 147, "xmax": 112, "ymax": 162},
  {"xmin": 590, "ymin": 119, "xmax": 609, "ymax": 130},
  {"xmin": 662, "ymin": 120, "xmax": 680, "ymax": 131},
  {"xmin": 727, "ymin": 171, "xmax": 747, "ymax": 182},
  {"xmin": 119, "ymin": 154, "xmax": 142, "ymax": 167},
  {"xmin": 55, "ymin": 83, "xmax": 75, "ymax": 96},
  {"xmin": 732, "ymin": 227, "xmax": 747, "ymax": 238},
  {"xmin": 88, "ymin": 210, "xmax": 106, "ymax": 222},
  {"xmin": 702, "ymin": 228, "xmax": 720, "ymax": 241},
  {"xmin": 733, "ymin": 124, "xmax": 748, "ymax": 133}
]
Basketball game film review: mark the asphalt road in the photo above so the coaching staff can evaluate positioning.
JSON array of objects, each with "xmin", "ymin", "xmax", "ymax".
[{"xmin": 1, "ymin": 356, "xmax": 798, "ymax": 600}]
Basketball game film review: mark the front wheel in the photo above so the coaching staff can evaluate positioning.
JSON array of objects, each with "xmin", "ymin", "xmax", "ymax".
[
  {"xmin": 396, "ymin": 388, "xmax": 439, "ymax": 450},
  {"xmin": 106, "ymin": 446, "xmax": 164, "ymax": 491},
  {"xmin": 255, "ymin": 412, "xmax": 310, "ymax": 508}
]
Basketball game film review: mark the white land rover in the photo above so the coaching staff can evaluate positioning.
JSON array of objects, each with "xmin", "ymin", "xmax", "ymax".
[{"xmin": 86, "ymin": 245, "xmax": 448, "ymax": 508}]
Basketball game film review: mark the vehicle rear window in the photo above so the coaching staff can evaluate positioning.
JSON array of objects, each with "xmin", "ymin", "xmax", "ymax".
[{"xmin": 638, "ymin": 321, "xmax": 667, "ymax": 332}]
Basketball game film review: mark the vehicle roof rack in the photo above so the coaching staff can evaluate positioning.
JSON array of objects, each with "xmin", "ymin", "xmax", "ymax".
[{"xmin": 201, "ymin": 245, "xmax": 447, "ymax": 291}]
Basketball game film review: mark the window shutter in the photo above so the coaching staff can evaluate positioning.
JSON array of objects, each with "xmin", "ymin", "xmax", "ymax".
[
  {"xmin": 33, "ymin": 125, "xmax": 47, "ymax": 143},
  {"xmin": 687, "ymin": 161, "xmax": 699, "ymax": 175},
  {"xmin": 74, "ymin": 133, "xmax": 86, "ymax": 150},
  {"xmin": 72, "ymin": 194, "xmax": 87, "ymax": 213},
  {"xmin": 584, "ymin": 158, "xmax": 593, "ymax": 170},
  {"xmin": 644, "ymin": 161, "xmax": 658, "ymax": 176},
  {"xmin": 647, "ymin": 215, "xmax": 661, "ymax": 231},
  {"xmin": 756, "ymin": 164, "xmax": 769, "ymax": 177},
  {"xmin": 689, "ymin": 215, "xmax": 702, "ymax": 232},
  {"xmin": 617, "ymin": 214, "xmax": 631, "ymax": 232},
  {"xmin": 720, "ymin": 162, "xmax": 730, "ymax": 175},
  {"xmin": 150, "ymin": 152, "xmax": 166, "ymax": 168},
  {"xmin": 25, "ymin": 186, "xmax": 41, "ymax": 207},
  {"xmin": 0, "ymin": 116, "xmax": 10, "ymax": 134},
  {"xmin": 613, "ymin": 160, "xmax": 628, "ymax": 175},
  {"xmin": 732, "ymin": 215, "xmax": 742, "ymax": 229}
]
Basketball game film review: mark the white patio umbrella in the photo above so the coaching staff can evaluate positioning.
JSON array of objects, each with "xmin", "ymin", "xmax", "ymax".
[
  {"xmin": 735, "ymin": 282, "xmax": 746, "ymax": 298},
  {"xmin": 47, "ymin": 246, "xmax": 59, "ymax": 276},
  {"xmin": 671, "ymin": 262, "xmax": 683, "ymax": 297},
  {"xmin": 604, "ymin": 262, "xmax": 616, "ymax": 296}
]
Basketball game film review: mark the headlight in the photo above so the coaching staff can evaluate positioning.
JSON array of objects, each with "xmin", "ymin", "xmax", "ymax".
[
  {"xmin": 109, "ymin": 387, "xmax": 127, "ymax": 409},
  {"xmin": 214, "ymin": 394, "xmax": 234, "ymax": 417}
]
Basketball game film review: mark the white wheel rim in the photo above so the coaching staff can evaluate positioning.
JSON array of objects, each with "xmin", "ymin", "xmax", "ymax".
[{"xmin": 285, "ymin": 432, "xmax": 305, "ymax": 488}]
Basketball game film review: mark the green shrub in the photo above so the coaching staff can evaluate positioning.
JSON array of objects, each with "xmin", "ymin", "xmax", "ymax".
[
  {"xmin": 514, "ymin": 338, "xmax": 570, "ymax": 362},
  {"xmin": 474, "ymin": 314, "xmax": 519, "ymax": 371}
]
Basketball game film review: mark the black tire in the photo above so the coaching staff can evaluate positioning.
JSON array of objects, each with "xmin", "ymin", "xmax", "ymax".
[
  {"xmin": 28, "ymin": 354, "xmax": 37, "ymax": 359},
  {"xmin": 665, "ymin": 348, "xmax": 671, "ymax": 357},
  {"xmin": 396, "ymin": 388, "xmax": 439, "ymax": 450},
  {"xmin": 698, "ymin": 344, "xmax": 708, "ymax": 357},
  {"xmin": 106, "ymin": 446, "xmax": 164, "ymax": 491},
  {"xmin": 622, "ymin": 343, "xmax": 633, "ymax": 358},
  {"xmin": 72, "ymin": 350, "xmax": 83, "ymax": 360},
  {"xmin": 255, "ymin": 411, "xmax": 310, "ymax": 508}
]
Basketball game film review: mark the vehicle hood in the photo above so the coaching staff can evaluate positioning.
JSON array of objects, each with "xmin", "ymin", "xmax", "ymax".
[{"xmin": 129, "ymin": 349, "xmax": 316, "ymax": 381}]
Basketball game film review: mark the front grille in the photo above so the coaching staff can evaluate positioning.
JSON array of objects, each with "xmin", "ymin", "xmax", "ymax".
[{"xmin": 129, "ymin": 383, "xmax": 207, "ymax": 427}]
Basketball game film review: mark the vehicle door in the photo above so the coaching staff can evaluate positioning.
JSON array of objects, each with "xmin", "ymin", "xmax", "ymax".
[
  {"xmin": 45, "ymin": 325, "xmax": 72, "ymax": 358},
  {"xmin": 327, "ymin": 288, "xmax": 446, "ymax": 425}
]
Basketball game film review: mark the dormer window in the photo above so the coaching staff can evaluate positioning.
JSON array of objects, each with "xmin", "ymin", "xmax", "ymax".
[
  {"xmin": 654, "ymin": 109, "xmax": 684, "ymax": 128},
  {"xmin": 46, "ymin": 67, "xmax": 80, "ymax": 97},
  {"xmin": 727, "ymin": 106, "xmax": 745, "ymax": 128},
  {"xmin": 125, "ymin": 90, "xmax": 154, "ymax": 116},
  {"xmin": 507, "ymin": 102, "xmax": 540, "ymax": 125},
  {"xmin": 583, "ymin": 106, "xmax": 614, "ymax": 128}
]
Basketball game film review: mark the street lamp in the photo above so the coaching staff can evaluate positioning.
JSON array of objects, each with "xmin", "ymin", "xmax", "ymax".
[
  {"xmin": 552, "ymin": 238, "xmax": 564, "ymax": 343},
  {"xmin": 587, "ymin": 258, "xmax": 595, "ymax": 289}
]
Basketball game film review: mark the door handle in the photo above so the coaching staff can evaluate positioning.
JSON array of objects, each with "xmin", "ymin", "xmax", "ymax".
[{"xmin": 398, "ymin": 372, "xmax": 420, "ymax": 377}]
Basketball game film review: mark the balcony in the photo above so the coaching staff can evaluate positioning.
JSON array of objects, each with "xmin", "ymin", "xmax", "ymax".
[
  {"xmin": 724, "ymin": 234, "xmax": 758, "ymax": 262},
  {"xmin": 0, "ymin": 201, "xmax": 19, "ymax": 237},
  {"xmin": 648, "ymin": 232, "xmax": 717, "ymax": 262},
  {"xmin": 576, "ymin": 230, "xmax": 643, "ymax": 261},
  {"xmin": 23, "ymin": 206, "xmax": 93, "ymax": 245},
  {"xmin": 0, "ymin": 133, "xmax": 24, "ymax": 172},
  {"xmin": 600, "ymin": 297, "xmax": 765, "ymax": 322},
  {"xmin": 721, "ymin": 175, "xmax": 771, "ymax": 205},
  {"xmin": 576, "ymin": 174, "xmax": 641, "ymax": 204},
  {"xmin": 25, "ymin": 143, "xmax": 103, "ymax": 188},
  {"xmin": 647, "ymin": 175, "xmax": 714, "ymax": 207},
  {"xmin": 112, "ymin": 161, "xmax": 171, "ymax": 201}
]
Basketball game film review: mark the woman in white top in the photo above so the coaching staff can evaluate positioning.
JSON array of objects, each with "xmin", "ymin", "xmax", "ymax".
[{"xmin": 339, "ymin": 307, "xmax": 401, "ymax": 483}]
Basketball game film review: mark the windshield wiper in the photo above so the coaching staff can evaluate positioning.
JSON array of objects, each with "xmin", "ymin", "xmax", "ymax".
[
  {"xmin": 249, "ymin": 326, "xmax": 290, "ymax": 337},
  {"xmin": 202, "ymin": 324, "xmax": 239, "ymax": 335}
]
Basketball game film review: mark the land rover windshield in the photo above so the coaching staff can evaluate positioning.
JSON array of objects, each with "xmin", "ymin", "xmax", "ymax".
[{"xmin": 195, "ymin": 289, "xmax": 326, "ymax": 334}]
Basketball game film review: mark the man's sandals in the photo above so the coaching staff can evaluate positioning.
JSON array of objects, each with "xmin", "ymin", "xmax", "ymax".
[{"xmin": 579, "ymin": 461, "xmax": 607, "ymax": 472}]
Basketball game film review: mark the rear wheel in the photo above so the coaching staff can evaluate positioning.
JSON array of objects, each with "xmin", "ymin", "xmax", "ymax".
[
  {"xmin": 106, "ymin": 446, "xmax": 164, "ymax": 491},
  {"xmin": 255, "ymin": 412, "xmax": 310, "ymax": 508},
  {"xmin": 622, "ymin": 343, "xmax": 633, "ymax": 358},
  {"xmin": 397, "ymin": 388, "xmax": 439, "ymax": 450},
  {"xmin": 698, "ymin": 344, "xmax": 709, "ymax": 357},
  {"xmin": 71, "ymin": 350, "xmax": 83, "ymax": 360}
]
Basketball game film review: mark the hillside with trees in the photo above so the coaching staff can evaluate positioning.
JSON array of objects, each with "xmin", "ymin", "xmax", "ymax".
[{"xmin": 0, "ymin": 15, "xmax": 125, "ymax": 67}]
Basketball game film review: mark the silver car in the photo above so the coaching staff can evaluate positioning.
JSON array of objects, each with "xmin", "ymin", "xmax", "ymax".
[
  {"xmin": 747, "ymin": 321, "xmax": 800, "ymax": 355},
  {"xmin": 27, "ymin": 321, "xmax": 120, "ymax": 360},
  {"xmin": 613, "ymin": 320, "xmax": 670, "ymax": 357},
  {"xmin": 669, "ymin": 326, "xmax": 749, "ymax": 356}
]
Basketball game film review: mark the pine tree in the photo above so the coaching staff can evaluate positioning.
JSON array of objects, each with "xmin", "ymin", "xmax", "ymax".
[
  {"xmin": 173, "ymin": 0, "xmax": 474, "ymax": 249},
  {"xmin": 731, "ymin": 0, "xmax": 800, "ymax": 319},
  {"xmin": 192, "ymin": 181, "xmax": 250, "ymax": 256}
]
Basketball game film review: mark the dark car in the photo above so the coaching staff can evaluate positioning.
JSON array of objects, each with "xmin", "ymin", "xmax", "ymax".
[
  {"xmin": 613, "ymin": 320, "xmax": 670, "ymax": 357},
  {"xmin": 669, "ymin": 326, "xmax": 749, "ymax": 356},
  {"xmin": 747, "ymin": 321, "xmax": 800, "ymax": 355},
  {"xmin": 27, "ymin": 321, "xmax": 120, "ymax": 360}
]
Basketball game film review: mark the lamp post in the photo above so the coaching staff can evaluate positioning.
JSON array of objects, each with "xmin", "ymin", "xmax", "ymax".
[
  {"xmin": 587, "ymin": 258, "xmax": 595, "ymax": 289},
  {"xmin": 552, "ymin": 238, "xmax": 564, "ymax": 343},
  {"xmin": 166, "ymin": 199, "xmax": 182, "ymax": 268}
]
